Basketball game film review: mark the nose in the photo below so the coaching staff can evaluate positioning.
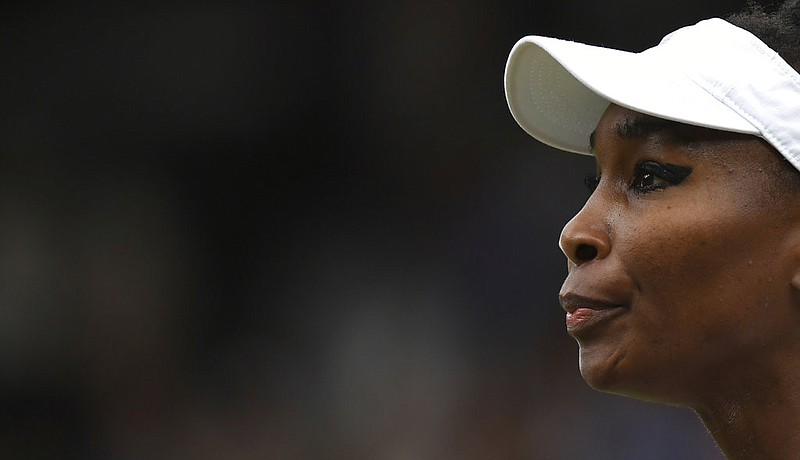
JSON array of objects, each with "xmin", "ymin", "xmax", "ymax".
[{"xmin": 558, "ymin": 197, "xmax": 611, "ymax": 266}]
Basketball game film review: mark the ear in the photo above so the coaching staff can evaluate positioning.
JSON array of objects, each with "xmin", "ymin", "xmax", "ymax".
[
  {"xmin": 789, "ymin": 230, "xmax": 800, "ymax": 293},
  {"xmin": 781, "ymin": 185, "xmax": 800, "ymax": 292},
  {"xmin": 792, "ymin": 269, "xmax": 800, "ymax": 293}
]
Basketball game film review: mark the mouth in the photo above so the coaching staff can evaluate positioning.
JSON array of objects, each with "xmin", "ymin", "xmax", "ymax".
[{"xmin": 558, "ymin": 293, "xmax": 627, "ymax": 336}]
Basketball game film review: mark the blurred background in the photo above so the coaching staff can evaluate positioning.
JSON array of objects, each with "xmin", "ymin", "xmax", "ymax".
[{"xmin": 0, "ymin": 0, "xmax": 751, "ymax": 458}]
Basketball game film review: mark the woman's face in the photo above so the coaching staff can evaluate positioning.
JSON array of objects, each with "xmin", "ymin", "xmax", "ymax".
[{"xmin": 559, "ymin": 104, "xmax": 800, "ymax": 406}]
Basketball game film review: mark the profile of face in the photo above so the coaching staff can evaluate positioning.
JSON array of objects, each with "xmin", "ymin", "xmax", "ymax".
[{"xmin": 558, "ymin": 104, "xmax": 800, "ymax": 408}]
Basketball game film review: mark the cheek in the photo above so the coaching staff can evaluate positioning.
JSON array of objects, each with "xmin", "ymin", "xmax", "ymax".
[
  {"xmin": 621, "ymin": 210, "xmax": 720, "ymax": 285},
  {"xmin": 617, "ymin": 203, "xmax": 788, "ymax": 340},
  {"xmin": 619, "ymin": 196, "xmax": 777, "ymax": 281}
]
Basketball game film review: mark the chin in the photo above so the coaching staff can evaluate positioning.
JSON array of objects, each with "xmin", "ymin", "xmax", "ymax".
[
  {"xmin": 578, "ymin": 351, "xmax": 624, "ymax": 392},
  {"xmin": 578, "ymin": 347, "xmax": 687, "ymax": 406}
]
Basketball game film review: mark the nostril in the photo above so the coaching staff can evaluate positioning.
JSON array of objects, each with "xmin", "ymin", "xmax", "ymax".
[{"xmin": 575, "ymin": 244, "xmax": 598, "ymax": 262}]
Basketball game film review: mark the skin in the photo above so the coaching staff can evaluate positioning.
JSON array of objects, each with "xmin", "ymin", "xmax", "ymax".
[{"xmin": 558, "ymin": 104, "xmax": 800, "ymax": 459}]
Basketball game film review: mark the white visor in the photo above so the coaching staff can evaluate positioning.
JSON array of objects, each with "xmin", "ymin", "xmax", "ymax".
[{"xmin": 504, "ymin": 18, "xmax": 800, "ymax": 171}]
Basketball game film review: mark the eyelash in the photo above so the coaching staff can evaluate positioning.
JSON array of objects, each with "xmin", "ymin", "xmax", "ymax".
[{"xmin": 584, "ymin": 161, "xmax": 692, "ymax": 195}]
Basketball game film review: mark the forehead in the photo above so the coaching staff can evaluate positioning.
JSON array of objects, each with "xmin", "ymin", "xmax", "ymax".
[
  {"xmin": 591, "ymin": 111, "xmax": 678, "ymax": 151},
  {"xmin": 589, "ymin": 104, "xmax": 800, "ymax": 198},
  {"xmin": 589, "ymin": 104, "xmax": 764, "ymax": 161}
]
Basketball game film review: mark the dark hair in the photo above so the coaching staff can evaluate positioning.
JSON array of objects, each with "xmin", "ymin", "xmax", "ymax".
[{"xmin": 727, "ymin": 0, "xmax": 800, "ymax": 72}]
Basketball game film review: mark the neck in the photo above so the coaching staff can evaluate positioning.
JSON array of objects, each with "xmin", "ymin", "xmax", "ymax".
[{"xmin": 691, "ymin": 356, "xmax": 800, "ymax": 459}]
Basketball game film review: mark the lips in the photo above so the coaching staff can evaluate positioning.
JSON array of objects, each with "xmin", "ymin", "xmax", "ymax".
[{"xmin": 559, "ymin": 293, "xmax": 627, "ymax": 336}]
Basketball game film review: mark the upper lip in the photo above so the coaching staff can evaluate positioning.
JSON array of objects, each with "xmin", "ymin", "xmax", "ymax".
[{"xmin": 558, "ymin": 293, "xmax": 623, "ymax": 313}]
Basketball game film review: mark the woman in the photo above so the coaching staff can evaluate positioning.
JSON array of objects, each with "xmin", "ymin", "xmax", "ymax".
[{"xmin": 505, "ymin": 1, "xmax": 800, "ymax": 458}]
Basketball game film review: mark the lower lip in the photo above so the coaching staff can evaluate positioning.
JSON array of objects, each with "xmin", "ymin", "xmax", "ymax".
[{"xmin": 565, "ymin": 307, "xmax": 626, "ymax": 335}]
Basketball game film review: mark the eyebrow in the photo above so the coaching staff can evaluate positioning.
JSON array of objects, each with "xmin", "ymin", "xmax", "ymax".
[{"xmin": 589, "ymin": 116, "xmax": 684, "ymax": 153}]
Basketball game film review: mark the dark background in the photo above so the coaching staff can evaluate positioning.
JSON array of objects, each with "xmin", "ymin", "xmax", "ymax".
[{"xmin": 0, "ymin": 1, "xmax": 751, "ymax": 458}]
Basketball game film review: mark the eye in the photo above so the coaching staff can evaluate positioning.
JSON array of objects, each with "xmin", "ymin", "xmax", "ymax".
[
  {"xmin": 584, "ymin": 174, "xmax": 601, "ymax": 195},
  {"xmin": 630, "ymin": 161, "xmax": 692, "ymax": 193}
]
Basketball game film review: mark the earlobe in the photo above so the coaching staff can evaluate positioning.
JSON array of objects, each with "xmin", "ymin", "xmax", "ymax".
[
  {"xmin": 791, "ymin": 260, "xmax": 800, "ymax": 292},
  {"xmin": 788, "ymin": 233, "xmax": 800, "ymax": 293}
]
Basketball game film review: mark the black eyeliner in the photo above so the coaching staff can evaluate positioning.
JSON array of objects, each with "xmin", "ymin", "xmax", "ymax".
[{"xmin": 640, "ymin": 162, "xmax": 692, "ymax": 184}]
